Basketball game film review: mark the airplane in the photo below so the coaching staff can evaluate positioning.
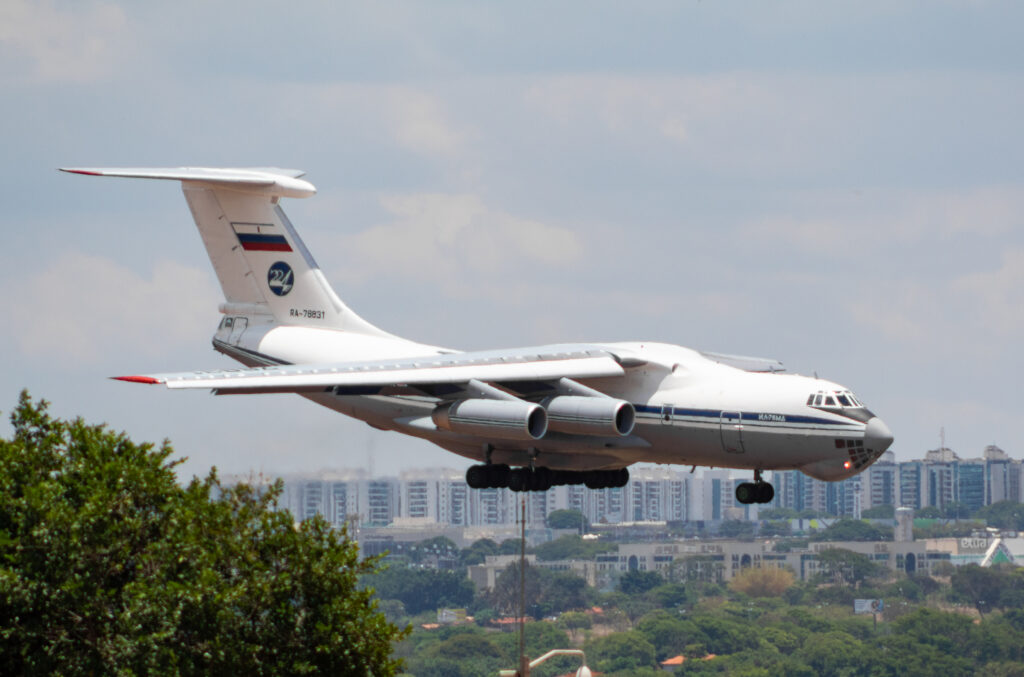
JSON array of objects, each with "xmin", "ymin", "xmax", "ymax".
[{"xmin": 61, "ymin": 166, "xmax": 894, "ymax": 503}]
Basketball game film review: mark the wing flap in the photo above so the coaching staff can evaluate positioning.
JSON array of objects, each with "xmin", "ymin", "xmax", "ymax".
[{"xmin": 114, "ymin": 349, "xmax": 625, "ymax": 393}]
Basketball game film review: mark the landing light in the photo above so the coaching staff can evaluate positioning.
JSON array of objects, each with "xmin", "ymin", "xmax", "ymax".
[{"xmin": 843, "ymin": 461, "xmax": 851, "ymax": 469}]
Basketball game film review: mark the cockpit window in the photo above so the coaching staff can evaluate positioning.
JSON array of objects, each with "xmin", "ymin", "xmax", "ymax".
[{"xmin": 808, "ymin": 390, "xmax": 866, "ymax": 409}]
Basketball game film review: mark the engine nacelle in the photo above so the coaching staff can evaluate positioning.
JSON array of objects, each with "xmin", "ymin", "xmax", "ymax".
[
  {"xmin": 542, "ymin": 396, "xmax": 635, "ymax": 437},
  {"xmin": 432, "ymin": 399, "xmax": 548, "ymax": 441}
]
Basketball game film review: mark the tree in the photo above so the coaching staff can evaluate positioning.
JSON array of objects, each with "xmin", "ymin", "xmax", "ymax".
[
  {"xmin": 459, "ymin": 538, "xmax": 499, "ymax": 566},
  {"xmin": 585, "ymin": 631, "xmax": 657, "ymax": 673},
  {"xmin": 619, "ymin": 569, "xmax": 664, "ymax": 595},
  {"xmin": 943, "ymin": 501, "xmax": 971, "ymax": 520},
  {"xmin": 810, "ymin": 518, "xmax": 891, "ymax": 542},
  {"xmin": 862, "ymin": 504, "xmax": 895, "ymax": 519},
  {"xmin": 546, "ymin": 508, "xmax": 588, "ymax": 531},
  {"xmin": 371, "ymin": 563, "xmax": 475, "ymax": 615},
  {"xmin": 0, "ymin": 392, "xmax": 406, "ymax": 675},
  {"xmin": 531, "ymin": 534, "xmax": 615, "ymax": 561},
  {"xmin": 719, "ymin": 519, "xmax": 756, "ymax": 539},
  {"xmin": 557, "ymin": 611, "xmax": 592, "ymax": 642},
  {"xmin": 729, "ymin": 567, "xmax": 796, "ymax": 598},
  {"xmin": 814, "ymin": 548, "xmax": 884, "ymax": 588},
  {"xmin": 975, "ymin": 501, "xmax": 1024, "ymax": 530},
  {"xmin": 488, "ymin": 562, "xmax": 588, "ymax": 619},
  {"xmin": 950, "ymin": 564, "xmax": 1007, "ymax": 616},
  {"xmin": 760, "ymin": 520, "xmax": 792, "ymax": 537},
  {"xmin": 759, "ymin": 507, "xmax": 799, "ymax": 520}
]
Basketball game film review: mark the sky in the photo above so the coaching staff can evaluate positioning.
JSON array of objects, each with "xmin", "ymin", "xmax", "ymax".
[{"xmin": 1, "ymin": 1, "xmax": 1023, "ymax": 480}]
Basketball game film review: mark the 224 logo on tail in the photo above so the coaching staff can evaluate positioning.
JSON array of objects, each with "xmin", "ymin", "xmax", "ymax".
[{"xmin": 268, "ymin": 261, "xmax": 293, "ymax": 296}]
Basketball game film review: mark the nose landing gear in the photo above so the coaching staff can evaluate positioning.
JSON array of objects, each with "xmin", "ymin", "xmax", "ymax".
[{"xmin": 735, "ymin": 469, "xmax": 774, "ymax": 505}]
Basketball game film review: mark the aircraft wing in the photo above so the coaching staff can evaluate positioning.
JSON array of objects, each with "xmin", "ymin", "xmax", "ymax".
[
  {"xmin": 114, "ymin": 346, "xmax": 627, "ymax": 395},
  {"xmin": 699, "ymin": 350, "xmax": 785, "ymax": 373}
]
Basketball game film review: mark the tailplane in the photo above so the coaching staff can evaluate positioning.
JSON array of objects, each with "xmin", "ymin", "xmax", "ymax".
[{"xmin": 60, "ymin": 167, "xmax": 391, "ymax": 337}]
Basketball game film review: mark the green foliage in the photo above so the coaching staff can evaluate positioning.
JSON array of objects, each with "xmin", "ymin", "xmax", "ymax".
[
  {"xmin": 719, "ymin": 519, "xmax": 756, "ymax": 539},
  {"xmin": 497, "ymin": 539, "xmax": 521, "ymax": 555},
  {"xmin": 759, "ymin": 507, "xmax": 799, "ymax": 520},
  {"xmin": 370, "ymin": 562, "xmax": 475, "ymax": 615},
  {"xmin": 635, "ymin": 610, "xmax": 704, "ymax": 660},
  {"xmin": 949, "ymin": 564, "xmax": 1024, "ymax": 615},
  {"xmin": 585, "ymin": 630, "xmax": 656, "ymax": 672},
  {"xmin": 759, "ymin": 520, "xmax": 792, "ymax": 537},
  {"xmin": 862, "ymin": 504, "xmax": 895, "ymax": 518},
  {"xmin": 913, "ymin": 519, "xmax": 984, "ymax": 539},
  {"xmin": 459, "ymin": 538, "xmax": 499, "ymax": 566},
  {"xmin": 0, "ymin": 392, "xmax": 406, "ymax": 676},
  {"xmin": 975, "ymin": 501, "xmax": 1024, "ymax": 530},
  {"xmin": 813, "ymin": 548, "xmax": 885, "ymax": 587},
  {"xmin": 809, "ymin": 518, "xmax": 891, "ymax": 542},
  {"xmin": 619, "ymin": 569, "xmax": 664, "ymax": 595},
  {"xmin": 487, "ymin": 561, "xmax": 588, "ymax": 619},
  {"xmin": 407, "ymin": 535, "xmax": 459, "ymax": 564},
  {"xmin": 646, "ymin": 581, "xmax": 691, "ymax": 609},
  {"xmin": 546, "ymin": 508, "xmax": 588, "ymax": 531},
  {"xmin": 531, "ymin": 534, "xmax": 615, "ymax": 561}
]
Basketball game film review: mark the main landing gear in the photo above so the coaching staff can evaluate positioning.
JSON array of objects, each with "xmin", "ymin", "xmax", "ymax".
[
  {"xmin": 735, "ymin": 469, "xmax": 774, "ymax": 505},
  {"xmin": 465, "ymin": 464, "xmax": 630, "ymax": 492}
]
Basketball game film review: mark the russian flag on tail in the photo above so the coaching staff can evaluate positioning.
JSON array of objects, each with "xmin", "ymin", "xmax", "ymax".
[{"xmin": 232, "ymin": 222, "xmax": 292, "ymax": 252}]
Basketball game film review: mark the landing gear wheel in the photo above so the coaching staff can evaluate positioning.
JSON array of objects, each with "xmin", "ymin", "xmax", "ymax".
[
  {"xmin": 735, "ymin": 479, "xmax": 775, "ymax": 504},
  {"xmin": 465, "ymin": 465, "xmax": 487, "ymax": 489},
  {"xmin": 466, "ymin": 464, "xmax": 511, "ymax": 489},
  {"xmin": 507, "ymin": 467, "xmax": 529, "ymax": 492},
  {"xmin": 486, "ymin": 464, "xmax": 510, "ymax": 488},
  {"xmin": 735, "ymin": 482, "xmax": 756, "ymax": 505}
]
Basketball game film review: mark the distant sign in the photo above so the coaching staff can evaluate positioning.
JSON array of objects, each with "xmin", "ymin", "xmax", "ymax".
[
  {"xmin": 437, "ymin": 608, "xmax": 467, "ymax": 624},
  {"xmin": 854, "ymin": 599, "xmax": 884, "ymax": 614}
]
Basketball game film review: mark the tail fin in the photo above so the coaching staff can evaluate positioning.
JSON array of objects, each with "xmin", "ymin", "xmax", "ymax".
[{"xmin": 60, "ymin": 167, "xmax": 390, "ymax": 337}]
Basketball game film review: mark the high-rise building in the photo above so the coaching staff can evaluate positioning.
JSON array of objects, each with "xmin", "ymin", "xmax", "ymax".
[
  {"xmin": 983, "ymin": 445, "xmax": 1021, "ymax": 506},
  {"xmin": 898, "ymin": 461, "xmax": 925, "ymax": 509},
  {"xmin": 862, "ymin": 452, "xmax": 897, "ymax": 509}
]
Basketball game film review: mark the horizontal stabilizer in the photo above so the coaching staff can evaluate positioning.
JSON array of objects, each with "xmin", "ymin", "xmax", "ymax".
[
  {"xmin": 59, "ymin": 167, "xmax": 316, "ymax": 199},
  {"xmin": 113, "ymin": 347, "xmax": 626, "ymax": 394}
]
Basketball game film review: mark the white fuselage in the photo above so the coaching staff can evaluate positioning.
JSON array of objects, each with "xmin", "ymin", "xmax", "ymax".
[{"xmin": 214, "ymin": 321, "xmax": 888, "ymax": 482}]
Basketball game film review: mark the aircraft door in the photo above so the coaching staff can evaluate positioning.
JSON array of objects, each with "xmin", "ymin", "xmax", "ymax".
[
  {"xmin": 661, "ymin": 404, "xmax": 674, "ymax": 425},
  {"xmin": 720, "ymin": 411, "xmax": 745, "ymax": 453},
  {"xmin": 228, "ymin": 316, "xmax": 248, "ymax": 345}
]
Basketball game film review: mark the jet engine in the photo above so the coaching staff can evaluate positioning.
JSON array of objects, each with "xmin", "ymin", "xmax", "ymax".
[
  {"xmin": 542, "ymin": 396, "xmax": 635, "ymax": 437},
  {"xmin": 432, "ymin": 399, "xmax": 548, "ymax": 440}
]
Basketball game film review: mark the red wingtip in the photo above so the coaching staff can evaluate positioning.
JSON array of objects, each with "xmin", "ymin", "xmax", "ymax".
[
  {"xmin": 62, "ymin": 169, "xmax": 102, "ymax": 175},
  {"xmin": 111, "ymin": 375, "xmax": 161, "ymax": 384}
]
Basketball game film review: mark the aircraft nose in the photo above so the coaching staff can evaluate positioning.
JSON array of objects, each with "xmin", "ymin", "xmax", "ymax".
[{"xmin": 864, "ymin": 416, "xmax": 894, "ymax": 454}]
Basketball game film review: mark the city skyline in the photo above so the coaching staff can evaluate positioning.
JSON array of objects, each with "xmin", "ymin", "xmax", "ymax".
[{"xmin": 237, "ymin": 443, "xmax": 1024, "ymax": 532}]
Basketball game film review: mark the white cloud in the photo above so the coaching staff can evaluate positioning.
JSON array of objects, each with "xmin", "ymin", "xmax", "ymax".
[
  {"xmin": 6, "ymin": 253, "xmax": 217, "ymax": 364},
  {"xmin": 739, "ymin": 186, "xmax": 1024, "ymax": 255},
  {"xmin": 951, "ymin": 248, "xmax": 1024, "ymax": 339},
  {"xmin": 850, "ymin": 246, "xmax": 1024, "ymax": 349},
  {"xmin": 384, "ymin": 89, "xmax": 466, "ymax": 158},
  {"xmin": 0, "ymin": 0, "xmax": 129, "ymax": 84},
  {"xmin": 333, "ymin": 192, "xmax": 583, "ymax": 294}
]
